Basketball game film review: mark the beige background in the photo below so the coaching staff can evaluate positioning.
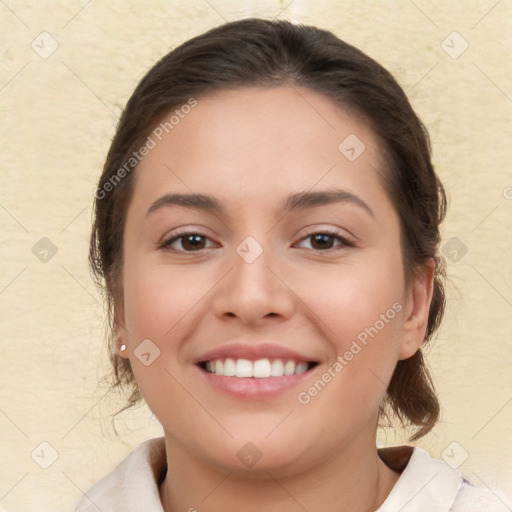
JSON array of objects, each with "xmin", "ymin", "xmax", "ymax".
[{"xmin": 1, "ymin": 1, "xmax": 511, "ymax": 511}]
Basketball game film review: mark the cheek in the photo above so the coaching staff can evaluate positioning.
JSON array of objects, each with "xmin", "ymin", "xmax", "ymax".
[
  {"xmin": 121, "ymin": 261, "xmax": 207, "ymax": 406},
  {"xmin": 299, "ymin": 258, "xmax": 404, "ymax": 345},
  {"xmin": 122, "ymin": 260, "xmax": 210, "ymax": 341},
  {"xmin": 295, "ymin": 255, "xmax": 405, "ymax": 402}
]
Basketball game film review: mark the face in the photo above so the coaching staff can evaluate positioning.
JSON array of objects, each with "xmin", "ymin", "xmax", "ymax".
[{"xmin": 117, "ymin": 86, "xmax": 432, "ymax": 476}]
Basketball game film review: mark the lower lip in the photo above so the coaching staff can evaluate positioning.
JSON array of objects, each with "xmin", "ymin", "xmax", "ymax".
[{"xmin": 196, "ymin": 365, "xmax": 316, "ymax": 399}]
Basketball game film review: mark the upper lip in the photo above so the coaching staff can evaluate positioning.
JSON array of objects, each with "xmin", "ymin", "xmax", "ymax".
[{"xmin": 194, "ymin": 342, "xmax": 318, "ymax": 364}]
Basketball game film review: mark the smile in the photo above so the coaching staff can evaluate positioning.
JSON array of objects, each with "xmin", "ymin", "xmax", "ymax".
[
  {"xmin": 196, "ymin": 358, "xmax": 319, "ymax": 399},
  {"xmin": 199, "ymin": 358, "xmax": 318, "ymax": 378}
]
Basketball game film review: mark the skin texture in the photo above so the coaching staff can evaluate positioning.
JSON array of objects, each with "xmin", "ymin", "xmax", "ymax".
[{"xmin": 117, "ymin": 85, "xmax": 434, "ymax": 512}]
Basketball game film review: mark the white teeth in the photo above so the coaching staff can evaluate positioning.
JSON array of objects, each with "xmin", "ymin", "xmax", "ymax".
[
  {"xmin": 284, "ymin": 361, "xmax": 296, "ymax": 375},
  {"xmin": 203, "ymin": 358, "xmax": 313, "ymax": 378},
  {"xmin": 223, "ymin": 358, "xmax": 236, "ymax": 376},
  {"xmin": 270, "ymin": 359, "xmax": 284, "ymax": 376},
  {"xmin": 295, "ymin": 362, "xmax": 309, "ymax": 374},
  {"xmin": 235, "ymin": 359, "xmax": 253, "ymax": 378},
  {"xmin": 253, "ymin": 359, "xmax": 271, "ymax": 378}
]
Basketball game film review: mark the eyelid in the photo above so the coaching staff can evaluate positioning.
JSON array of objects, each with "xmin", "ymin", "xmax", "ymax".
[
  {"xmin": 296, "ymin": 222, "xmax": 357, "ymax": 241},
  {"xmin": 158, "ymin": 228, "xmax": 218, "ymax": 250},
  {"xmin": 158, "ymin": 226, "xmax": 356, "ymax": 254},
  {"xmin": 294, "ymin": 228, "xmax": 356, "ymax": 251}
]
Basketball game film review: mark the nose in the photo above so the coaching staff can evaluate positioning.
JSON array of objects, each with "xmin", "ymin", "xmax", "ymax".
[{"xmin": 212, "ymin": 236, "xmax": 296, "ymax": 327}]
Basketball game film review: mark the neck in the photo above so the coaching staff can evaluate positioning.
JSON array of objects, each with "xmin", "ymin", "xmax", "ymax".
[{"xmin": 159, "ymin": 433, "xmax": 400, "ymax": 512}]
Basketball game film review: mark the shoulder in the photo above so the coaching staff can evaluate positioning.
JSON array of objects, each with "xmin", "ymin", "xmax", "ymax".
[
  {"xmin": 450, "ymin": 480, "xmax": 512, "ymax": 512},
  {"xmin": 72, "ymin": 436, "xmax": 166, "ymax": 512},
  {"xmin": 377, "ymin": 445, "xmax": 511, "ymax": 512}
]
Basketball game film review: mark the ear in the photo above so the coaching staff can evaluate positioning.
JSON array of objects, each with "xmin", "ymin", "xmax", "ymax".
[{"xmin": 398, "ymin": 258, "xmax": 435, "ymax": 360}]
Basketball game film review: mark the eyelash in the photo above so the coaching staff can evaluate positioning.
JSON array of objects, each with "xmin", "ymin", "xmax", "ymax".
[{"xmin": 159, "ymin": 229, "xmax": 355, "ymax": 253}]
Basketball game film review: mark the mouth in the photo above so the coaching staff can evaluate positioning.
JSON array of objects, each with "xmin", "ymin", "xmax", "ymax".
[
  {"xmin": 193, "ymin": 343, "xmax": 321, "ymax": 399},
  {"xmin": 197, "ymin": 358, "xmax": 318, "ymax": 378},
  {"xmin": 195, "ymin": 357, "xmax": 320, "ymax": 400}
]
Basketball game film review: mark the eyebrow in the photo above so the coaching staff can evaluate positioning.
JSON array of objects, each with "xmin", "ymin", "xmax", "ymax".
[{"xmin": 146, "ymin": 188, "xmax": 374, "ymax": 218}]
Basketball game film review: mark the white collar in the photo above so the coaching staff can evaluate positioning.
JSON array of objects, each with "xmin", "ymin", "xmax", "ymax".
[
  {"xmin": 75, "ymin": 436, "xmax": 466, "ymax": 512},
  {"xmin": 376, "ymin": 445, "xmax": 462, "ymax": 511},
  {"xmin": 76, "ymin": 436, "xmax": 167, "ymax": 511}
]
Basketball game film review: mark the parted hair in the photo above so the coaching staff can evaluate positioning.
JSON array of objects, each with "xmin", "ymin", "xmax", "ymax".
[{"xmin": 90, "ymin": 18, "xmax": 446, "ymax": 440}]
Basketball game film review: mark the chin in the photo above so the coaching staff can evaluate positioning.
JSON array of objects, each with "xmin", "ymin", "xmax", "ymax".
[{"xmin": 186, "ymin": 427, "xmax": 316, "ymax": 477}]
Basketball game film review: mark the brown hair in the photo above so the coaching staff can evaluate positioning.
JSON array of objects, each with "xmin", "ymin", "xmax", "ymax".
[{"xmin": 90, "ymin": 18, "xmax": 446, "ymax": 440}]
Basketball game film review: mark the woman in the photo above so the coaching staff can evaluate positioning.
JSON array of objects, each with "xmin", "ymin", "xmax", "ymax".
[{"xmin": 76, "ymin": 18, "xmax": 509, "ymax": 511}]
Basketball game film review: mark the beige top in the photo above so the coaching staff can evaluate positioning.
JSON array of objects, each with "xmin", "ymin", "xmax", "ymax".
[{"xmin": 73, "ymin": 436, "xmax": 511, "ymax": 511}]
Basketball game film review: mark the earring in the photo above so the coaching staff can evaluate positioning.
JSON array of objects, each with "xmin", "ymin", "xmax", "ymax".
[{"xmin": 120, "ymin": 344, "xmax": 127, "ymax": 352}]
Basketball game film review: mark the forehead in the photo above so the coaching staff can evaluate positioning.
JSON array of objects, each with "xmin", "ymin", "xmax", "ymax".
[{"xmin": 130, "ymin": 85, "xmax": 392, "ymax": 219}]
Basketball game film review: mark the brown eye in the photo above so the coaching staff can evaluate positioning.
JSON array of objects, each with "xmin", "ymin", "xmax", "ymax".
[
  {"xmin": 161, "ymin": 232, "xmax": 215, "ymax": 252},
  {"xmin": 310, "ymin": 233, "xmax": 336, "ymax": 250},
  {"xmin": 296, "ymin": 231, "xmax": 354, "ymax": 252}
]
